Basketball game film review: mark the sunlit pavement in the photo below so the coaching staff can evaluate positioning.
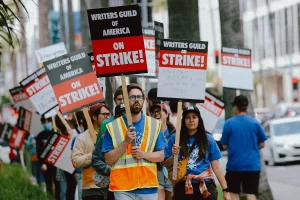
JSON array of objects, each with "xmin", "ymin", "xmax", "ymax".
[{"xmin": 216, "ymin": 153, "xmax": 300, "ymax": 200}]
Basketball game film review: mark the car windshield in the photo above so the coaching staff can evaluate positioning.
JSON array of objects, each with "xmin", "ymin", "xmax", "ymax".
[{"xmin": 273, "ymin": 121, "xmax": 300, "ymax": 136}]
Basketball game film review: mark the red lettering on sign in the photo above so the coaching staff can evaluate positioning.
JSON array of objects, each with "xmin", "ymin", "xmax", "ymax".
[
  {"xmin": 200, "ymin": 98, "xmax": 223, "ymax": 117},
  {"xmin": 24, "ymin": 74, "xmax": 50, "ymax": 97},
  {"xmin": 144, "ymin": 36, "xmax": 155, "ymax": 51},
  {"xmin": 46, "ymin": 136, "xmax": 69, "ymax": 165},
  {"xmin": 221, "ymin": 54, "xmax": 252, "ymax": 68},
  {"xmin": 159, "ymin": 50, "xmax": 207, "ymax": 70}
]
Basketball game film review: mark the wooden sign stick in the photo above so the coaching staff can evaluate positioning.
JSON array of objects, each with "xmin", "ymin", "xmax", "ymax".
[
  {"xmin": 82, "ymin": 107, "xmax": 97, "ymax": 144},
  {"xmin": 56, "ymin": 108, "xmax": 75, "ymax": 138},
  {"xmin": 73, "ymin": 112, "xmax": 80, "ymax": 128},
  {"xmin": 141, "ymin": 77, "xmax": 146, "ymax": 115},
  {"xmin": 172, "ymin": 101, "xmax": 183, "ymax": 180},
  {"xmin": 121, "ymin": 75, "xmax": 135, "ymax": 146},
  {"xmin": 52, "ymin": 115, "xmax": 58, "ymax": 132}
]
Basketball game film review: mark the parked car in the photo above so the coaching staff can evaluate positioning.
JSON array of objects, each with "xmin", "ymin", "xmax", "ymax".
[
  {"xmin": 212, "ymin": 117, "xmax": 225, "ymax": 151},
  {"xmin": 0, "ymin": 139, "xmax": 10, "ymax": 163},
  {"xmin": 262, "ymin": 117, "xmax": 300, "ymax": 165}
]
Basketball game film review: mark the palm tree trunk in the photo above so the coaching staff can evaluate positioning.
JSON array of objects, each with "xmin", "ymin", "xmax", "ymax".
[
  {"xmin": 167, "ymin": 0, "xmax": 200, "ymax": 40},
  {"xmin": 59, "ymin": 0, "xmax": 66, "ymax": 43},
  {"xmin": 218, "ymin": 1, "xmax": 274, "ymax": 199},
  {"xmin": 67, "ymin": 0, "xmax": 75, "ymax": 51},
  {"xmin": 38, "ymin": 0, "xmax": 51, "ymax": 47}
]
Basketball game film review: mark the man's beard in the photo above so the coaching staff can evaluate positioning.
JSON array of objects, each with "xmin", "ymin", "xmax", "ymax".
[{"xmin": 130, "ymin": 102, "xmax": 142, "ymax": 114}]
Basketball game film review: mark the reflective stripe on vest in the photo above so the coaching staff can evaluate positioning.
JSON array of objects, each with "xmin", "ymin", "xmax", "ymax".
[{"xmin": 106, "ymin": 115, "xmax": 161, "ymax": 191}]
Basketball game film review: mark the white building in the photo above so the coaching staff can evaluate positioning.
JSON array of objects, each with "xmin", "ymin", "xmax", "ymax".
[{"xmin": 243, "ymin": 0, "xmax": 300, "ymax": 109}]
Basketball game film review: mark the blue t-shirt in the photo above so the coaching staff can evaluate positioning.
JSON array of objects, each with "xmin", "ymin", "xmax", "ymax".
[
  {"xmin": 220, "ymin": 115, "xmax": 267, "ymax": 171},
  {"xmin": 165, "ymin": 134, "xmax": 221, "ymax": 178},
  {"xmin": 102, "ymin": 114, "xmax": 167, "ymax": 194}
]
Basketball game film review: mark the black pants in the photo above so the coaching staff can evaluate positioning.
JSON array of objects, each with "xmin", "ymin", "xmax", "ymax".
[
  {"xmin": 82, "ymin": 195, "xmax": 105, "ymax": 200},
  {"xmin": 65, "ymin": 172, "xmax": 77, "ymax": 200},
  {"xmin": 107, "ymin": 191, "xmax": 115, "ymax": 200},
  {"xmin": 173, "ymin": 180, "xmax": 217, "ymax": 200},
  {"xmin": 42, "ymin": 165, "xmax": 60, "ymax": 200}
]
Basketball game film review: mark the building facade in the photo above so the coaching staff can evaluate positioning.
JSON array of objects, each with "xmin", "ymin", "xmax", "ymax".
[{"xmin": 243, "ymin": 0, "xmax": 300, "ymax": 109}]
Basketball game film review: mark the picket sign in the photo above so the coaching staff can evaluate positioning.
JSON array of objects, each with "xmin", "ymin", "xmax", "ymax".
[
  {"xmin": 172, "ymin": 102, "xmax": 183, "ymax": 180},
  {"xmin": 82, "ymin": 107, "xmax": 97, "ymax": 144}
]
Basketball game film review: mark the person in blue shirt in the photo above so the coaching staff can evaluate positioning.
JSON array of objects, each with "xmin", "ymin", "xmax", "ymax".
[
  {"xmin": 220, "ymin": 95, "xmax": 267, "ymax": 200},
  {"xmin": 150, "ymin": 103, "xmax": 175, "ymax": 200},
  {"xmin": 102, "ymin": 85, "xmax": 167, "ymax": 200},
  {"xmin": 164, "ymin": 106, "xmax": 231, "ymax": 200}
]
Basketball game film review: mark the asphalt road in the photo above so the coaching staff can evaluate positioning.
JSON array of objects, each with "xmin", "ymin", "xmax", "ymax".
[{"xmin": 217, "ymin": 155, "xmax": 300, "ymax": 200}]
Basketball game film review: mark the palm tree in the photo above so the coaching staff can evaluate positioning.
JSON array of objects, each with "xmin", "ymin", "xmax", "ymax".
[
  {"xmin": 0, "ymin": 1, "xmax": 29, "ymax": 51},
  {"xmin": 218, "ymin": 0, "xmax": 274, "ymax": 199},
  {"xmin": 67, "ymin": 0, "xmax": 75, "ymax": 51}
]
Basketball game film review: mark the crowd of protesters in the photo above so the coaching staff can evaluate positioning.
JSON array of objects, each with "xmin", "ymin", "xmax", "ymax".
[{"xmin": 5, "ymin": 84, "xmax": 267, "ymax": 200}]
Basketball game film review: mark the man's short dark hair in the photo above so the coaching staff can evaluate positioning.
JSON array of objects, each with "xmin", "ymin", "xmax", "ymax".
[
  {"xmin": 114, "ymin": 86, "xmax": 123, "ymax": 101},
  {"xmin": 127, "ymin": 84, "xmax": 145, "ymax": 99},
  {"xmin": 169, "ymin": 101, "xmax": 178, "ymax": 113},
  {"xmin": 232, "ymin": 95, "xmax": 248, "ymax": 112}
]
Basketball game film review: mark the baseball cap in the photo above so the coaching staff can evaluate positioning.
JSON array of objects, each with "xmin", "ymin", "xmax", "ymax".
[
  {"xmin": 115, "ymin": 104, "xmax": 125, "ymax": 116},
  {"xmin": 182, "ymin": 106, "xmax": 200, "ymax": 116},
  {"xmin": 150, "ymin": 104, "xmax": 167, "ymax": 113},
  {"xmin": 89, "ymin": 103, "xmax": 106, "ymax": 117},
  {"xmin": 232, "ymin": 95, "xmax": 248, "ymax": 107}
]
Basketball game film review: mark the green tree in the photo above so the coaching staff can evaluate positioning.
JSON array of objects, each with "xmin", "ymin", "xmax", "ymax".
[
  {"xmin": 0, "ymin": 1, "xmax": 29, "ymax": 51},
  {"xmin": 218, "ymin": 0, "xmax": 274, "ymax": 199}
]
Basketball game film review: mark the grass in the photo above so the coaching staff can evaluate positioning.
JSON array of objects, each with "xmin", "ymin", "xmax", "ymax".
[
  {"xmin": 0, "ymin": 162, "xmax": 53, "ymax": 200},
  {"xmin": 218, "ymin": 185, "xmax": 224, "ymax": 199}
]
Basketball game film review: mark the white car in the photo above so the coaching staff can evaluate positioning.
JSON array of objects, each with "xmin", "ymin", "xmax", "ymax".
[
  {"xmin": 0, "ymin": 139, "xmax": 10, "ymax": 163},
  {"xmin": 262, "ymin": 117, "xmax": 300, "ymax": 165}
]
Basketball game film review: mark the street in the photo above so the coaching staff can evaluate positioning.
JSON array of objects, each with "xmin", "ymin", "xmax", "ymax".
[{"xmin": 218, "ymin": 154, "xmax": 300, "ymax": 200}]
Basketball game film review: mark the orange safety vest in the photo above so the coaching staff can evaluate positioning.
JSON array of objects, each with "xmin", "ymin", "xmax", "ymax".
[{"xmin": 106, "ymin": 115, "xmax": 161, "ymax": 192}]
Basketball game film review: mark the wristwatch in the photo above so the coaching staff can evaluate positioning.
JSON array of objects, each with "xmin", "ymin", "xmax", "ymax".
[{"xmin": 223, "ymin": 188, "xmax": 230, "ymax": 192}]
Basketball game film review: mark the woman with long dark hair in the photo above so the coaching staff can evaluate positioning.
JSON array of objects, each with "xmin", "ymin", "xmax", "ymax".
[{"xmin": 164, "ymin": 106, "xmax": 230, "ymax": 200}]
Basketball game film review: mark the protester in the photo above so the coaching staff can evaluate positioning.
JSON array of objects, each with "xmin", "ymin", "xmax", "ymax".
[
  {"xmin": 147, "ymin": 87, "xmax": 160, "ymax": 116},
  {"xmin": 102, "ymin": 84, "xmax": 167, "ymax": 200},
  {"xmin": 96, "ymin": 86, "xmax": 123, "ymax": 144},
  {"xmin": 26, "ymin": 134, "xmax": 45, "ymax": 187},
  {"xmin": 55, "ymin": 115, "xmax": 77, "ymax": 200},
  {"xmin": 164, "ymin": 106, "xmax": 231, "ymax": 200},
  {"xmin": 150, "ymin": 104, "xmax": 175, "ymax": 200},
  {"xmin": 91, "ymin": 103, "xmax": 125, "ymax": 200},
  {"xmin": 35, "ymin": 116, "xmax": 60, "ymax": 199},
  {"xmin": 220, "ymin": 95, "xmax": 267, "ymax": 200},
  {"xmin": 71, "ymin": 110, "xmax": 88, "ymax": 200},
  {"xmin": 72, "ymin": 103, "xmax": 111, "ymax": 200}
]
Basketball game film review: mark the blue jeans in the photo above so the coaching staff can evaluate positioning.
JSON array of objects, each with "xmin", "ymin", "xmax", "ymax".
[
  {"xmin": 31, "ymin": 161, "xmax": 44, "ymax": 184},
  {"xmin": 75, "ymin": 173, "xmax": 82, "ymax": 200},
  {"xmin": 60, "ymin": 181, "xmax": 67, "ymax": 200},
  {"xmin": 114, "ymin": 191, "xmax": 158, "ymax": 200}
]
